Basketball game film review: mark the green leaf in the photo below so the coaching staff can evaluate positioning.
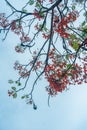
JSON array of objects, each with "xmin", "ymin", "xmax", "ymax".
[
  {"xmin": 72, "ymin": 41, "xmax": 79, "ymax": 50},
  {"xmin": 67, "ymin": 64, "xmax": 72, "ymax": 69},
  {"xmin": 11, "ymin": 86, "xmax": 16, "ymax": 91},
  {"xmin": 25, "ymin": 95, "xmax": 29, "ymax": 98},
  {"xmin": 72, "ymin": 5, "xmax": 75, "ymax": 10},
  {"xmin": 36, "ymin": 1, "xmax": 41, "ymax": 8},
  {"xmin": 8, "ymin": 80, "xmax": 14, "ymax": 84},
  {"xmin": 82, "ymin": 26, "xmax": 87, "ymax": 33},
  {"xmin": 13, "ymin": 93, "xmax": 17, "ymax": 98},
  {"xmin": 15, "ymin": 81, "xmax": 18, "ymax": 84},
  {"xmin": 43, "ymin": 26, "xmax": 47, "ymax": 32},
  {"xmin": 29, "ymin": 0, "xmax": 34, "ymax": 5},
  {"xmin": 22, "ymin": 9, "xmax": 27, "ymax": 13},
  {"xmin": 21, "ymin": 96, "xmax": 25, "ymax": 99},
  {"xmin": 70, "ymin": 34, "xmax": 76, "ymax": 40},
  {"xmin": 39, "ymin": 11, "xmax": 44, "ymax": 17},
  {"xmin": 68, "ymin": 73, "xmax": 73, "ymax": 76},
  {"xmin": 83, "ymin": 11, "xmax": 87, "ymax": 17},
  {"xmin": 39, "ymin": 24, "xmax": 47, "ymax": 32},
  {"xmin": 17, "ymin": 82, "xmax": 21, "ymax": 86},
  {"xmin": 65, "ymin": 54, "xmax": 69, "ymax": 60},
  {"xmin": 15, "ymin": 81, "xmax": 21, "ymax": 86},
  {"xmin": 82, "ymin": 21, "xmax": 86, "ymax": 26}
]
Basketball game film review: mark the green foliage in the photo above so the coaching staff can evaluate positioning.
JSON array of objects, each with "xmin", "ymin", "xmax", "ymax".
[
  {"xmin": 11, "ymin": 86, "xmax": 16, "ymax": 90},
  {"xmin": 75, "ymin": 0, "xmax": 84, "ymax": 3},
  {"xmin": 65, "ymin": 54, "xmax": 69, "ymax": 60},
  {"xmin": 3, "ymin": 0, "xmax": 87, "ymax": 108},
  {"xmin": 28, "ymin": 0, "xmax": 34, "ymax": 5},
  {"xmin": 72, "ymin": 5, "xmax": 76, "ymax": 10},
  {"xmin": 70, "ymin": 34, "xmax": 77, "ymax": 40},
  {"xmin": 81, "ymin": 23, "xmax": 87, "ymax": 38},
  {"xmin": 13, "ymin": 93, "xmax": 17, "ymax": 98},
  {"xmin": 35, "ymin": 1, "xmax": 41, "ymax": 9},
  {"xmin": 15, "ymin": 81, "xmax": 21, "ymax": 86},
  {"xmin": 8, "ymin": 80, "xmax": 22, "ymax": 99},
  {"xmin": 83, "ymin": 11, "xmax": 87, "ymax": 18},
  {"xmin": 72, "ymin": 41, "xmax": 79, "ymax": 51},
  {"xmin": 8, "ymin": 79, "xmax": 14, "ymax": 84},
  {"xmin": 21, "ymin": 94, "xmax": 29, "ymax": 99},
  {"xmin": 81, "ymin": 21, "xmax": 86, "ymax": 26},
  {"xmin": 70, "ymin": 34, "xmax": 79, "ymax": 51},
  {"xmin": 39, "ymin": 24, "xmax": 48, "ymax": 32},
  {"xmin": 22, "ymin": 9, "xmax": 28, "ymax": 13},
  {"xmin": 68, "ymin": 73, "xmax": 73, "ymax": 77},
  {"xmin": 39, "ymin": 11, "xmax": 44, "ymax": 17},
  {"xmin": 21, "ymin": 95, "xmax": 25, "ymax": 99},
  {"xmin": 66, "ymin": 64, "xmax": 72, "ymax": 69}
]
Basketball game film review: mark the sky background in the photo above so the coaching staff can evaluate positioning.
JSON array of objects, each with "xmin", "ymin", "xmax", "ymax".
[{"xmin": 0, "ymin": 0, "xmax": 87, "ymax": 130}]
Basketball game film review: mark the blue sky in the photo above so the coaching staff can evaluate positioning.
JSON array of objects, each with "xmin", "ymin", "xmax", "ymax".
[{"xmin": 0, "ymin": 1, "xmax": 87, "ymax": 130}]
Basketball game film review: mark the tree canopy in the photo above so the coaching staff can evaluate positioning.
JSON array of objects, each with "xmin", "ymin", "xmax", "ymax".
[{"xmin": 0, "ymin": 0, "xmax": 87, "ymax": 109}]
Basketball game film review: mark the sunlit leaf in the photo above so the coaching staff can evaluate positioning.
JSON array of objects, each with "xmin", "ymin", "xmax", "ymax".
[
  {"xmin": 72, "ymin": 41, "xmax": 79, "ymax": 50},
  {"xmin": 70, "ymin": 34, "xmax": 76, "ymax": 40}
]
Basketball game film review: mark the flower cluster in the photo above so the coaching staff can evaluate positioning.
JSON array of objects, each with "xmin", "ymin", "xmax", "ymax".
[
  {"xmin": 11, "ymin": 20, "xmax": 31, "ymax": 44},
  {"xmin": 42, "ymin": 33, "xmax": 50, "ymax": 39},
  {"xmin": 14, "ymin": 61, "xmax": 30, "ymax": 78},
  {"xmin": 33, "ymin": 61, "xmax": 42, "ymax": 70},
  {"xmin": 8, "ymin": 89, "xmax": 17, "ymax": 98},
  {"xmin": 11, "ymin": 21, "xmax": 31, "ymax": 52},
  {"xmin": 33, "ymin": 9, "xmax": 44, "ymax": 20},
  {"xmin": 54, "ymin": 11, "xmax": 79, "ymax": 38},
  {"xmin": 11, "ymin": 20, "xmax": 22, "ymax": 35},
  {"xmin": 83, "ymin": 63, "xmax": 87, "ymax": 83},
  {"xmin": 20, "ymin": 32, "xmax": 31, "ymax": 43},
  {"xmin": 15, "ymin": 44, "xmax": 25, "ymax": 53},
  {"xmin": 45, "ymin": 49, "xmax": 87, "ymax": 95},
  {"xmin": 8, "ymin": 90, "xmax": 14, "ymax": 97},
  {"xmin": 0, "ymin": 13, "xmax": 9, "ymax": 28}
]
